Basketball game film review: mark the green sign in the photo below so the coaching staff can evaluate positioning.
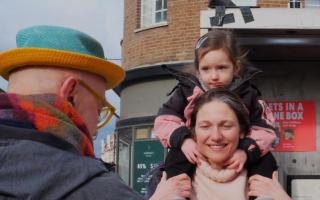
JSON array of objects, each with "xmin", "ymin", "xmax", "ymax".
[{"xmin": 132, "ymin": 140, "xmax": 164, "ymax": 195}]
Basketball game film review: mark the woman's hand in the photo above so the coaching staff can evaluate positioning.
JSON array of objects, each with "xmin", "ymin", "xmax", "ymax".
[
  {"xmin": 181, "ymin": 138, "xmax": 205, "ymax": 165},
  {"xmin": 150, "ymin": 172, "xmax": 192, "ymax": 200},
  {"xmin": 224, "ymin": 149, "xmax": 247, "ymax": 173},
  {"xmin": 248, "ymin": 171, "xmax": 292, "ymax": 200}
]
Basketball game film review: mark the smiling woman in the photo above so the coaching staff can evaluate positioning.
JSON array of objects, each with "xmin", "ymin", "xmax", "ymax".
[
  {"xmin": 187, "ymin": 89, "xmax": 291, "ymax": 200},
  {"xmin": 189, "ymin": 88, "xmax": 251, "ymax": 200},
  {"xmin": 194, "ymin": 100, "xmax": 243, "ymax": 167}
]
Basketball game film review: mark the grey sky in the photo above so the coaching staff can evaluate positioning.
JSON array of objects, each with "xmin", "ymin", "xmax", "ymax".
[
  {"xmin": 0, "ymin": 0, "xmax": 124, "ymax": 156},
  {"xmin": 0, "ymin": 0, "xmax": 124, "ymax": 92}
]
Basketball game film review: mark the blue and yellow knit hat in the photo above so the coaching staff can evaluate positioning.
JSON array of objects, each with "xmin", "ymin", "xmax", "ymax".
[{"xmin": 0, "ymin": 25, "xmax": 125, "ymax": 89}]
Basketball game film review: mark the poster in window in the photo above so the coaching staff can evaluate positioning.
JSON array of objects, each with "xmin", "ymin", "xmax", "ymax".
[{"xmin": 267, "ymin": 101, "xmax": 316, "ymax": 152}]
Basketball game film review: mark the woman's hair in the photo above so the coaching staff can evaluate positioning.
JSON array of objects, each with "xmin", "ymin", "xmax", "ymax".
[
  {"xmin": 190, "ymin": 88, "xmax": 250, "ymax": 136},
  {"xmin": 194, "ymin": 29, "xmax": 248, "ymax": 73}
]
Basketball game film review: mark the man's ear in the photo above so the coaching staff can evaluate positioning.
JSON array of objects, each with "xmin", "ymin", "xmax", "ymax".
[{"xmin": 58, "ymin": 76, "xmax": 77, "ymax": 105}]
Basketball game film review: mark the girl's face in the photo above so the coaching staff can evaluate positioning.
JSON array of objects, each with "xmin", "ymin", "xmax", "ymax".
[
  {"xmin": 195, "ymin": 100, "xmax": 242, "ymax": 167},
  {"xmin": 198, "ymin": 49, "xmax": 238, "ymax": 89}
]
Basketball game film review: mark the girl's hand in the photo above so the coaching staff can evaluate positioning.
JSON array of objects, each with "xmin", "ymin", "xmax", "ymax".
[
  {"xmin": 181, "ymin": 138, "xmax": 205, "ymax": 165},
  {"xmin": 224, "ymin": 149, "xmax": 247, "ymax": 173},
  {"xmin": 248, "ymin": 171, "xmax": 292, "ymax": 200}
]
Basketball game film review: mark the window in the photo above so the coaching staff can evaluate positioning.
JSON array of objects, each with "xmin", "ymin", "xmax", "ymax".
[
  {"xmin": 141, "ymin": 0, "xmax": 167, "ymax": 28},
  {"xmin": 118, "ymin": 140, "xmax": 130, "ymax": 184},
  {"xmin": 305, "ymin": 0, "xmax": 320, "ymax": 7},
  {"xmin": 155, "ymin": 0, "xmax": 167, "ymax": 23},
  {"xmin": 135, "ymin": 127, "xmax": 150, "ymax": 140},
  {"xmin": 117, "ymin": 128, "xmax": 132, "ymax": 185},
  {"xmin": 289, "ymin": 0, "xmax": 301, "ymax": 8}
]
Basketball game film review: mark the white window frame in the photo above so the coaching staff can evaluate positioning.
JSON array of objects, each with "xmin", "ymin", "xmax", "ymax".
[
  {"xmin": 141, "ymin": 0, "xmax": 167, "ymax": 28},
  {"xmin": 155, "ymin": 0, "xmax": 167, "ymax": 23}
]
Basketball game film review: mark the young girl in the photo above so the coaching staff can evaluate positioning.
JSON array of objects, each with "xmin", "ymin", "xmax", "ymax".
[{"xmin": 154, "ymin": 29, "xmax": 278, "ymax": 196}]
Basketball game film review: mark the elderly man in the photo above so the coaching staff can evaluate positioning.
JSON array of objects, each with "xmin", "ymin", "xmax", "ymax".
[{"xmin": 0, "ymin": 25, "xmax": 191, "ymax": 200}]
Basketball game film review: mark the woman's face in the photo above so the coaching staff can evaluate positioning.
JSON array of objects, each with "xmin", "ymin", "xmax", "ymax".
[{"xmin": 195, "ymin": 100, "xmax": 242, "ymax": 167}]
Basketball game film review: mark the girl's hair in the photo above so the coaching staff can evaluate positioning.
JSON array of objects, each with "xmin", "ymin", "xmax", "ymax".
[
  {"xmin": 194, "ymin": 29, "xmax": 248, "ymax": 73},
  {"xmin": 190, "ymin": 88, "xmax": 250, "ymax": 136}
]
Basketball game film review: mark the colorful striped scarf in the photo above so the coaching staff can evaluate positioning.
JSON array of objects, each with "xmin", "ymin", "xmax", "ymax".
[{"xmin": 0, "ymin": 93, "xmax": 94, "ymax": 157}]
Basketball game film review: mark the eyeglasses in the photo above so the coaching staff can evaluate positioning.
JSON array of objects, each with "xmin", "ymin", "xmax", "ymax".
[{"xmin": 77, "ymin": 80, "xmax": 116, "ymax": 129}]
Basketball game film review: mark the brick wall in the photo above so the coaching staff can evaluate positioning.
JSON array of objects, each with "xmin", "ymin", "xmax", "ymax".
[
  {"xmin": 122, "ymin": 0, "xmax": 305, "ymax": 70},
  {"xmin": 258, "ymin": 0, "xmax": 305, "ymax": 7},
  {"xmin": 122, "ymin": 0, "xmax": 207, "ymax": 70}
]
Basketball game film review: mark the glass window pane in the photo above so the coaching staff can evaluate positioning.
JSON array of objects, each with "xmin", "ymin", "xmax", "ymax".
[
  {"xmin": 118, "ymin": 127, "xmax": 132, "ymax": 144},
  {"xmin": 163, "ymin": 10, "xmax": 167, "ymax": 21},
  {"xmin": 118, "ymin": 140, "xmax": 130, "ymax": 184},
  {"xmin": 156, "ymin": 0, "xmax": 162, "ymax": 10},
  {"xmin": 143, "ymin": 0, "xmax": 167, "ymax": 27},
  {"xmin": 135, "ymin": 128, "xmax": 150, "ymax": 139},
  {"xmin": 117, "ymin": 127, "xmax": 132, "ymax": 184},
  {"xmin": 155, "ymin": 12, "xmax": 162, "ymax": 23},
  {"xmin": 141, "ymin": 0, "xmax": 155, "ymax": 27},
  {"xmin": 150, "ymin": 128, "xmax": 156, "ymax": 139}
]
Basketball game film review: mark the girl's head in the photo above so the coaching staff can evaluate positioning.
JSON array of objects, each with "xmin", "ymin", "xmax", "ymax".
[
  {"xmin": 190, "ymin": 89, "xmax": 250, "ymax": 166},
  {"xmin": 194, "ymin": 29, "xmax": 246, "ymax": 89}
]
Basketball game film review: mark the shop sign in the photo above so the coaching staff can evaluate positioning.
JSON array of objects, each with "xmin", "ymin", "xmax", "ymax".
[{"xmin": 268, "ymin": 101, "xmax": 316, "ymax": 152}]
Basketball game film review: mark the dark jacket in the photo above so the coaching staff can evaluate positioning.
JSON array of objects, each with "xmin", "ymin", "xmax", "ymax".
[
  {"xmin": 0, "ymin": 120, "xmax": 142, "ymax": 200},
  {"xmin": 154, "ymin": 66, "xmax": 277, "ymax": 166}
]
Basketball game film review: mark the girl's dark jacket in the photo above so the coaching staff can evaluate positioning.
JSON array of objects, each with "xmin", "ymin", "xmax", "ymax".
[{"xmin": 154, "ymin": 66, "xmax": 278, "ymax": 166}]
